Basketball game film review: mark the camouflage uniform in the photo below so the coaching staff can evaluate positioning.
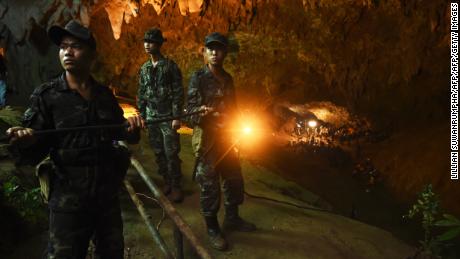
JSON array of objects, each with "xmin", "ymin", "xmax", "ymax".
[
  {"xmin": 137, "ymin": 55, "xmax": 184, "ymax": 187},
  {"xmin": 17, "ymin": 73, "xmax": 138, "ymax": 259},
  {"xmin": 186, "ymin": 65, "xmax": 244, "ymax": 217}
]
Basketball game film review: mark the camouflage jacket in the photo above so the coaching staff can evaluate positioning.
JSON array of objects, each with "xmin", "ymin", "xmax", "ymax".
[
  {"xmin": 137, "ymin": 55, "xmax": 184, "ymax": 122},
  {"xmin": 17, "ymin": 73, "xmax": 139, "ymax": 166},
  {"xmin": 186, "ymin": 65, "xmax": 238, "ymax": 156}
]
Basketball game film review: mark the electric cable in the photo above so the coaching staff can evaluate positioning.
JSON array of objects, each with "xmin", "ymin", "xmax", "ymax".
[
  {"xmin": 243, "ymin": 190, "xmax": 336, "ymax": 214},
  {"xmin": 136, "ymin": 192, "xmax": 166, "ymax": 230}
]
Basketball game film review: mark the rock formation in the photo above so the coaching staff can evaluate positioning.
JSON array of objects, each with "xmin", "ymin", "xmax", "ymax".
[{"xmin": 0, "ymin": 0, "xmax": 454, "ymax": 213}]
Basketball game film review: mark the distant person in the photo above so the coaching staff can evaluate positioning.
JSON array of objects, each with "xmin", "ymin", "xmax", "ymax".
[
  {"xmin": 186, "ymin": 32, "xmax": 256, "ymax": 251},
  {"xmin": 0, "ymin": 54, "xmax": 6, "ymax": 108},
  {"xmin": 137, "ymin": 28, "xmax": 185, "ymax": 202}
]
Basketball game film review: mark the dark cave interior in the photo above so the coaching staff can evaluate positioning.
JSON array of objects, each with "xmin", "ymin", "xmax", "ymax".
[{"xmin": 0, "ymin": 0, "xmax": 457, "ymax": 258}]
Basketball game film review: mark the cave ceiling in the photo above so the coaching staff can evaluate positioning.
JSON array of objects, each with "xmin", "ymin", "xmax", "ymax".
[{"xmin": 0, "ymin": 0, "xmax": 450, "ymax": 128}]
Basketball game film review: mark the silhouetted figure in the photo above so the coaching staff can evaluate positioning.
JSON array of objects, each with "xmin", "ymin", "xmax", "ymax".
[{"xmin": 0, "ymin": 54, "xmax": 7, "ymax": 108}]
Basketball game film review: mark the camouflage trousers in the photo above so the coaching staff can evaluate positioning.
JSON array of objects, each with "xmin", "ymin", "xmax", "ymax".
[
  {"xmin": 195, "ymin": 139, "xmax": 244, "ymax": 217},
  {"xmin": 147, "ymin": 121, "xmax": 182, "ymax": 187},
  {"xmin": 46, "ymin": 165, "xmax": 124, "ymax": 259}
]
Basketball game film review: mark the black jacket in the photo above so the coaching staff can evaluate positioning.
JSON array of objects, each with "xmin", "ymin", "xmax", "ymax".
[{"xmin": 19, "ymin": 73, "xmax": 139, "ymax": 166}]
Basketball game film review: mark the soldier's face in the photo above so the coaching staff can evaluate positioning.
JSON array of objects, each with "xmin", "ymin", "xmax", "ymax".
[
  {"xmin": 204, "ymin": 43, "xmax": 227, "ymax": 66},
  {"xmin": 59, "ymin": 36, "xmax": 95, "ymax": 73},
  {"xmin": 144, "ymin": 41, "xmax": 161, "ymax": 55}
]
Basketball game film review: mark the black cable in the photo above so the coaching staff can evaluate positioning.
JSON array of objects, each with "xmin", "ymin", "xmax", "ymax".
[
  {"xmin": 244, "ymin": 190, "xmax": 336, "ymax": 214},
  {"xmin": 136, "ymin": 192, "xmax": 166, "ymax": 231},
  {"xmin": 0, "ymin": 110, "xmax": 206, "ymax": 142}
]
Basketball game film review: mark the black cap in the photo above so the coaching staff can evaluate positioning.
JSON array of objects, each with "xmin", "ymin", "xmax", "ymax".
[
  {"xmin": 48, "ymin": 20, "xmax": 96, "ymax": 49},
  {"xmin": 144, "ymin": 28, "xmax": 165, "ymax": 43},
  {"xmin": 204, "ymin": 32, "xmax": 228, "ymax": 47}
]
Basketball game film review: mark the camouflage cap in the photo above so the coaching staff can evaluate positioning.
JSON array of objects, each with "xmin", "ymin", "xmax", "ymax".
[
  {"xmin": 144, "ymin": 28, "xmax": 165, "ymax": 43},
  {"xmin": 204, "ymin": 32, "xmax": 228, "ymax": 47},
  {"xmin": 48, "ymin": 20, "xmax": 96, "ymax": 49}
]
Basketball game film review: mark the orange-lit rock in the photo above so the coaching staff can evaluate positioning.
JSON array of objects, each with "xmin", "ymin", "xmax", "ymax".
[
  {"xmin": 103, "ymin": 1, "xmax": 129, "ymax": 40},
  {"xmin": 0, "ymin": 0, "xmax": 454, "ymax": 216}
]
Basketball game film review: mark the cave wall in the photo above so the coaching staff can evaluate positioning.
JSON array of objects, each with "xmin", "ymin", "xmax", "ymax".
[
  {"xmin": 0, "ymin": 0, "xmax": 453, "ymax": 212},
  {"xmin": 0, "ymin": 0, "xmax": 449, "ymax": 125}
]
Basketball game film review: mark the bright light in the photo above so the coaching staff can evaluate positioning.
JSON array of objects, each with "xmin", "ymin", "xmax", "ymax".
[
  {"xmin": 120, "ymin": 103, "xmax": 139, "ymax": 119},
  {"xmin": 243, "ymin": 126, "xmax": 252, "ymax": 135},
  {"xmin": 177, "ymin": 126, "xmax": 193, "ymax": 135},
  {"xmin": 308, "ymin": 120, "xmax": 318, "ymax": 128}
]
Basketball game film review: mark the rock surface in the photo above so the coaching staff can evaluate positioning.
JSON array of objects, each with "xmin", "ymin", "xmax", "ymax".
[
  {"xmin": 6, "ymin": 134, "xmax": 416, "ymax": 259},
  {"xmin": 0, "ymin": 0, "xmax": 448, "ymax": 125}
]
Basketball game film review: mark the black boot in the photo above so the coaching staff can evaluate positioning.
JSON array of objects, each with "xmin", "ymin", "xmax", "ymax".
[
  {"xmin": 204, "ymin": 216, "xmax": 228, "ymax": 251},
  {"xmin": 223, "ymin": 206, "xmax": 256, "ymax": 232}
]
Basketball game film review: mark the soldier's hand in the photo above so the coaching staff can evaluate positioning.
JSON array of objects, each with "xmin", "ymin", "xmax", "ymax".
[
  {"xmin": 126, "ymin": 115, "xmax": 145, "ymax": 132},
  {"xmin": 200, "ymin": 105, "xmax": 214, "ymax": 116},
  {"xmin": 172, "ymin": 120, "xmax": 181, "ymax": 130},
  {"xmin": 6, "ymin": 126, "xmax": 36, "ymax": 147}
]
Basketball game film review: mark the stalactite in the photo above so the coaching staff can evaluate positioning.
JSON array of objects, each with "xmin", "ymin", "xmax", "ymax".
[{"xmin": 104, "ymin": 1, "xmax": 127, "ymax": 40}]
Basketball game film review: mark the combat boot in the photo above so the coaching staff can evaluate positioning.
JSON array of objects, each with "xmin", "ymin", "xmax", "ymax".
[
  {"xmin": 223, "ymin": 206, "xmax": 256, "ymax": 232},
  {"xmin": 169, "ymin": 186, "xmax": 184, "ymax": 203},
  {"xmin": 204, "ymin": 216, "xmax": 228, "ymax": 251}
]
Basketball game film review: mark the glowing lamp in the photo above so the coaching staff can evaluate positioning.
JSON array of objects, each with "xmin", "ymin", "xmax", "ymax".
[
  {"xmin": 308, "ymin": 120, "xmax": 318, "ymax": 128},
  {"xmin": 243, "ymin": 126, "xmax": 252, "ymax": 135}
]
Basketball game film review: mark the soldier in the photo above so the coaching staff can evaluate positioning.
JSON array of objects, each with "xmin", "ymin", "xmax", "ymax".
[
  {"xmin": 6, "ymin": 20, "xmax": 143, "ymax": 259},
  {"xmin": 137, "ymin": 28, "xmax": 184, "ymax": 202},
  {"xmin": 186, "ymin": 32, "xmax": 256, "ymax": 251}
]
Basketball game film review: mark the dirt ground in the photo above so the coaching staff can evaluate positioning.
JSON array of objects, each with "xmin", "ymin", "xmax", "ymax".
[{"xmin": 7, "ymin": 133, "xmax": 415, "ymax": 259}]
